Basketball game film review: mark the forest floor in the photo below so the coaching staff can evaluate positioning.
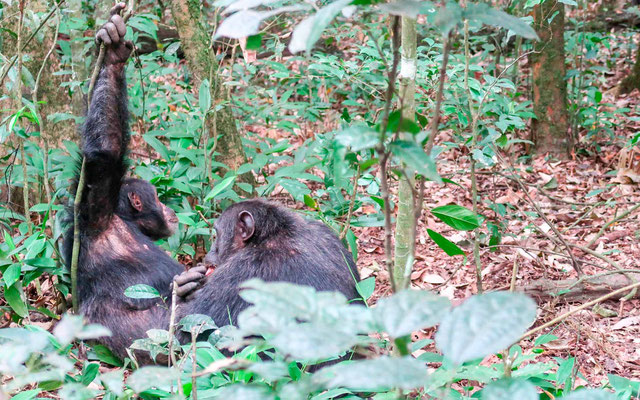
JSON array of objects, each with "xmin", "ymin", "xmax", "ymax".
[{"xmin": 241, "ymin": 41, "xmax": 640, "ymax": 384}]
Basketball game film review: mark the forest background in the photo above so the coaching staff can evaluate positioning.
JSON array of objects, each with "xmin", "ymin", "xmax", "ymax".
[{"xmin": 1, "ymin": 0, "xmax": 640, "ymax": 398}]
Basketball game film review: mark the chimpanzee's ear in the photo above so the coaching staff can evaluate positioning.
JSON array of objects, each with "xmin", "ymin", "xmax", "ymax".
[
  {"xmin": 237, "ymin": 211, "xmax": 255, "ymax": 242},
  {"xmin": 128, "ymin": 192, "xmax": 143, "ymax": 212}
]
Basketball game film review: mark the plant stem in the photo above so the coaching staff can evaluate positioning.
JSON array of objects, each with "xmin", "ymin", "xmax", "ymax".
[{"xmin": 463, "ymin": 20, "xmax": 483, "ymax": 294}]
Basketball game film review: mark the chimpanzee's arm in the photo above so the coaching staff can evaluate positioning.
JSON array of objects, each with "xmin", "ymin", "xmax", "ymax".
[{"xmin": 81, "ymin": 3, "xmax": 133, "ymax": 234}]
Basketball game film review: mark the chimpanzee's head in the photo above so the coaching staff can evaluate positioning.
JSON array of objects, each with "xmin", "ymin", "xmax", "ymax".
[
  {"xmin": 203, "ymin": 199, "xmax": 294, "ymax": 267},
  {"xmin": 117, "ymin": 178, "xmax": 178, "ymax": 240}
]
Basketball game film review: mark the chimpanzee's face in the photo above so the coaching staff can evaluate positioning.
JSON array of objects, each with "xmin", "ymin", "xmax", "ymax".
[{"xmin": 117, "ymin": 179, "xmax": 178, "ymax": 240}]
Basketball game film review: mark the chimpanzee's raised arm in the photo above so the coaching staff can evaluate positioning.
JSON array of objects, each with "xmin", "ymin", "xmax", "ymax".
[{"xmin": 81, "ymin": 3, "xmax": 133, "ymax": 235}]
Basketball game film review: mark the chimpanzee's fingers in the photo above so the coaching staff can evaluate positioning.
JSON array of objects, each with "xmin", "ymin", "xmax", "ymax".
[
  {"xmin": 176, "ymin": 282, "xmax": 200, "ymax": 298},
  {"xmin": 174, "ymin": 270, "xmax": 205, "ymax": 286},
  {"xmin": 190, "ymin": 265, "xmax": 208, "ymax": 275},
  {"xmin": 105, "ymin": 22, "xmax": 120, "ymax": 44},
  {"xmin": 110, "ymin": 2, "xmax": 126, "ymax": 16},
  {"xmin": 111, "ymin": 14, "xmax": 126, "ymax": 37},
  {"xmin": 97, "ymin": 29, "xmax": 112, "ymax": 45}
]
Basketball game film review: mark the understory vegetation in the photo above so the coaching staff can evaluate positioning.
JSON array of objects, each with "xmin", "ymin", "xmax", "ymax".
[{"xmin": 1, "ymin": 0, "xmax": 640, "ymax": 399}]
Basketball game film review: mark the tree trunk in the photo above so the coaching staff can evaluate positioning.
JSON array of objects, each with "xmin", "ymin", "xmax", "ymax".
[
  {"xmin": 168, "ymin": 0, "xmax": 254, "ymax": 190},
  {"xmin": 531, "ymin": 0, "xmax": 571, "ymax": 158},
  {"xmin": 620, "ymin": 39, "xmax": 640, "ymax": 94},
  {"xmin": 393, "ymin": 16, "xmax": 417, "ymax": 291}
]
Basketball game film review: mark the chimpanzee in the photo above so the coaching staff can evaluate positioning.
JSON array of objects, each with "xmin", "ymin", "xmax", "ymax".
[
  {"xmin": 62, "ymin": 4, "xmax": 187, "ymax": 361},
  {"xmin": 176, "ymin": 199, "xmax": 363, "ymax": 329}
]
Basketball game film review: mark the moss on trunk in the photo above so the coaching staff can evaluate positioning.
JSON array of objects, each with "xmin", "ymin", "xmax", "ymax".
[{"xmin": 531, "ymin": 0, "xmax": 571, "ymax": 158}]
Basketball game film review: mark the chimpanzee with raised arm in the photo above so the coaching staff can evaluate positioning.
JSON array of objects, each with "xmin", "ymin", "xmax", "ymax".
[{"xmin": 62, "ymin": 4, "xmax": 190, "ymax": 361}]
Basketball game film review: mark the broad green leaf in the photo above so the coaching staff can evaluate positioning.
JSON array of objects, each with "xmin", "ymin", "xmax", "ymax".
[
  {"xmin": 3, "ymin": 263, "xmax": 21, "ymax": 287},
  {"xmin": 58, "ymin": 383, "xmax": 96, "ymax": 400},
  {"xmin": 481, "ymin": 379, "xmax": 538, "ymax": 400},
  {"xmin": 335, "ymin": 124, "xmax": 379, "ymax": 152},
  {"xmin": 465, "ymin": 3, "xmax": 538, "ymax": 40},
  {"xmin": 54, "ymin": 314, "xmax": 111, "ymax": 346},
  {"xmin": 101, "ymin": 369, "xmax": 125, "ymax": 396},
  {"xmin": 10, "ymin": 389, "xmax": 41, "ymax": 400},
  {"xmin": 81, "ymin": 362, "xmax": 100, "ymax": 386},
  {"xmin": 378, "ymin": 0, "xmax": 434, "ymax": 18},
  {"xmin": 199, "ymin": 79, "xmax": 211, "ymax": 114},
  {"xmin": 314, "ymin": 356, "xmax": 428, "ymax": 390},
  {"xmin": 436, "ymin": 292, "xmax": 536, "ymax": 365},
  {"xmin": 128, "ymin": 367, "xmax": 180, "ymax": 393},
  {"xmin": 559, "ymin": 390, "xmax": 616, "ymax": 400},
  {"xmin": 355, "ymin": 276, "xmax": 375, "ymax": 301},
  {"xmin": 374, "ymin": 290, "xmax": 450, "ymax": 338},
  {"xmin": 390, "ymin": 140, "xmax": 441, "ymax": 183},
  {"xmin": 93, "ymin": 344, "xmax": 123, "ymax": 367},
  {"xmin": 215, "ymin": 7, "xmax": 303, "ymax": 39},
  {"xmin": 270, "ymin": 324, "xmax": 359, "ymax": 361},
  {"xmin": 431, "ymin": 205, "xmax": 481, "ymax": 231},
  {"xmin": 427, "ymin": 229, "xmax": 465, "ymax": 257},
  {"xmin": 289, "ymin": 0, "xmax": 353, "ymax": 54},
  {"xmin": 4, "ymin": 284, "xmax": 27, "ymax": 317},
  {"xmin": 124, "ymin": 284, "xmax": 160, "ymax": 299},
  {"xmin": 214, "ymin": 385, "xmax": 276, "ymax": 400},
  {"xmin": 179, "ymin": 314, "xmax": 217, "ymax": 333},
  {"xmin": 204, "ymin": 175, "xmax": 237, "ymax": 201}
]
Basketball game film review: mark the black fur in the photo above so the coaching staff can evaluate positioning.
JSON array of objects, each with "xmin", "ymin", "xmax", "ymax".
[
  {"xmin": 178, "ymin": 199, "xmax": 362, "ymax": 328},
  {"xmin": 63, "ymin": 49, "xmax": 182, "ymax": 361}
]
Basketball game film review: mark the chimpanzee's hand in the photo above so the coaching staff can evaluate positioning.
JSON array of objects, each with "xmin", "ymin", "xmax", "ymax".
[
  {"xmin": 173, "ymin": 264, "xmax": 208, "ymax": 301},
  {"xmin": 95, "ymin": 3, "xmax": 132, "ymax": 65}
]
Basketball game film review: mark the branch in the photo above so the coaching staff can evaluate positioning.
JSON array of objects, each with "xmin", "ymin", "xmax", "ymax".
[{"xmin": 517, "ymin": 281, "xmax": 640, "ymax": 343}]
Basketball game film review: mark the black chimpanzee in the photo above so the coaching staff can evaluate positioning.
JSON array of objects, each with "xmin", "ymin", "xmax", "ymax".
[
  {"xmin": 62, "ymin": 4, "xmax": 190, "ymax": 361},
  {"xmin": 176, "ymin": 199, "xmax": 363, "ymax": 328}
]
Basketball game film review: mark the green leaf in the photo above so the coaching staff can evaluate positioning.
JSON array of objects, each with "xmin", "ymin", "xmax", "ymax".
[
  {"xmin": 289, "ymin": 0, "xmax": 353, "ymax": 54},
  {"xmin": 5, "ymin": 284, "xmax": 28, "ymax": 317},
  {"xmin": 270, "ymin": 324, "xmax": 359, "ymax": 361},
  {"xmin": 81, "ymin": 362, "xmax": 100, "ymax": 386},
  {"xmin": 11, "ymin": 389, "xmax": 42, "ymax": 400},
  {"xmin": 199, "ymin": 79, "xmax": 211, "ymax": 114},
  {"xmin": 246, "ymin": 34, "xmax": 262, "ymax": 49},
  {"xmin": 335, "ymin": 124, "xmax": 379, "ymax": 152},
  {"xmin": 374, "ymin": 290, "xmax": 450, "ymax": 338},
  {"xmin": 436, "ymin": 292, "xmax": 536, "ymax": 365},
  {"xmin": 58, "ymin": 383, "xmax": 97, "ymax": 400},
  {"xmin": 204, "ymin": 176, "xmax": 237, "ymax": 201},
  {"xmin": 431, "ymin": 205, "xmax": 482, "ymax": 231},
  {"xmin": 93, "ymin": 344, "xmax": 123, "ymax": 367},
  {"xmin": 427, "ymin": 229, "xmax": 465, "ymax": 257},
  {"xmin": 314, "ymin": 356, "xmax": 428, "ymax": 391},
  {"xmin": 390, "ymin": 140, "xmax": 441, "ymax": 183},
  {"xmin": 303, "ymin": 194, "xmax": 318, "ymax": 210},
  {"xmin": 179, "ymin": 314, "xmax": 217, "ymax": 333},
  {"xmin": 3, "ymin": 263, "xmax": 21, "ymax": 287},
  {"xmin": 128, "ymin": 367, "xmax": 180, "ymax": 393},
  {"xmin": 481, "ymin": 379, "xmax": 538, "ymax": 400},
  {"xmin": 378, "ymin": 0, "xmax": 434, "ymax": 18},
  {"xmin": 101, "ymin": 369, "xmax": 125, "ymax": 396},
  {"xmin": 355, "ymin": 276, "xmax": 375, "ymax": 301},
  {"xmin": 465, "ymin": 3, "xmax": 539, "ymax": 40},
  {"xmin": 124, "ymin": 284, "xmax": 160, "ymax": 299},
  {"xmin": 559, "ymin": 390, "xmax": 616, "ymax": 400}
]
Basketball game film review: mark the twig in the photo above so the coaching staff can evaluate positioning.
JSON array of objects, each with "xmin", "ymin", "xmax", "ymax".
[
  {"xmin": 340, "ymin": 165, "xmax": 361, "ymax": 240},
  {"xmin": 0, "ymin": 2, "xmax": 63, "ymax": 87},
  {"xmin": 191, "ymin": 328, "xmax": 198, "ymax": 400},
  {"xmin": 517, "ymin": 281, "xmax": 640, "ymax": 343},
  {"xmin": 586, "ymin": 202, "xmax": 640, "ymax": 249},
  {"xmin": 463, "ymin": 20, "xmax": 483, "ymax": 294},
  {"xmin": 167, "ymin": 279, "xmax": 183, "ymax": 397},
  {"xmin": 425, "ymin": 33, "xmax": 451, "ymax": 155},
  {"xmin": 33, "ymin": 4, "xmax": 61, "ymax": 231}
]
